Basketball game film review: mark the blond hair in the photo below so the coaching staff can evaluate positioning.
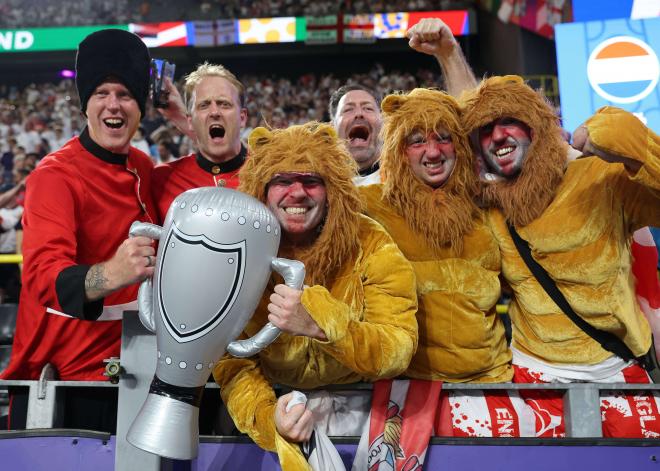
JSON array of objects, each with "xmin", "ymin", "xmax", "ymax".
[{"xmin": 184, "ymin": 62, "xmax": 245, "ymax": 111}]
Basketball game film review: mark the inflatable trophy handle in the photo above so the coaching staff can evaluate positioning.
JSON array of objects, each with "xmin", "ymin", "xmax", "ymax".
[
  {"xmin": 226, "ymin": 258, "xmax": 305, "ymax": 358},
  {"xmin": 129, "ymin": 221, "xmax": 163, "ymax": 333}
]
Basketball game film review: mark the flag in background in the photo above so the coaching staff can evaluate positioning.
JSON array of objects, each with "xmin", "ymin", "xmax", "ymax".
[
  {"xmin": 238, "ymin": 17, "xmax": 303, "ymax": 44},
  {"xmin": 129, "ymin": 22, "xmax": 190, "ymax": 47},
  {"xmin": 632, "ymin": 228, "xmax": 660, "ymax": 360},
  {"xmin": 192, "ymin": 20, "xmax": 237, "ymax": 47},
  {"xmin": 343, "ymin": 14, "xmax": 375, "ymax": 44},
  {"xmin": 374, "ymin": 13, "xmax": 409, "ymax": 38},
  {"xmin": 408, "ymin": 10, "xmax": 470, "ymax": 35},
  {"xmin": 305, "ymin": 15, "xmax": 339, "ymax": 45}
]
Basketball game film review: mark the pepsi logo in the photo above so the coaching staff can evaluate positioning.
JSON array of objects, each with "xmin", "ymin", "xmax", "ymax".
[{"xmin": 587, "ymin": 36, "xmax": 659, "ymax": 104}]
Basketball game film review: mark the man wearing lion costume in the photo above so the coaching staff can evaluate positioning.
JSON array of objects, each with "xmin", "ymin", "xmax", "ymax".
[
  {"xmin": 359, "ymin": 88, "xmax": 534, "ymax": 445},
  {"xmin": 460, "ymin": 75, "xmax": 660, "ymax": 438},
  {"xmin": 213, "ymin": 122, "xmax": 419, "ymax": 470}
]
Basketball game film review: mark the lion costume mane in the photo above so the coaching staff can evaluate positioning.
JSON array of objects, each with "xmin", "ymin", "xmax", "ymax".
[
  {"xmin": 460, "ymin": 75, "xmax": 566, "ymax": 227},
  {"xmin": 380, "ymin": 88, "xmax": 478, "ymax": 255},
  {"xmin": 239, "ymin": 122, "xmax": 363, "ymax": 286}
]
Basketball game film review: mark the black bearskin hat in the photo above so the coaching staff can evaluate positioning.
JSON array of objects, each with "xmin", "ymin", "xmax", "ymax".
[{"xmin": 76, "ymin": 29, "xmax": 150, "ymax": 117}]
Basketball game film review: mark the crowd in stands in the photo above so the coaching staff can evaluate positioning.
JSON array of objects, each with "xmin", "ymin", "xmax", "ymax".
[
  {"xmin": 146, "ymin": 0, "xmax": 473, "ymax": 22},
  {"xmin": 0, "ymin": 0, "xmax": 472, "ymax": 28},
  {"xmin": 0, "ymin": 64, "xmax": 438, "ymax": 301},
  {"xmin": 1, "ymin": 24, "xmax": 659, "ymax": 456},
  {"xmin": 0, "ymin": 64, "xmax": 436, "ymax": 166},
  {"xmin": 0, "ymin": 0, "xmax": 134, "ymax": 29}
]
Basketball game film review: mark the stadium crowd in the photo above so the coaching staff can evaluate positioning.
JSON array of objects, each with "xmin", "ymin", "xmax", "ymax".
[
  {"xmin": 0, "ymin": 65, "xmax": 437, "ymax": 163},
  {"xmin": 0, "ymin": 64, "xmax": 437, "ymax": 302},
  {"xmin": 0, "ymin": 0, "xmax": 472, "ymax": 28}
]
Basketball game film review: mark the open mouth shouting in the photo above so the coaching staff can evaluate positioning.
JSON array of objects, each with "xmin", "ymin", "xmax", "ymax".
[
  {"xmin": 348, "ymin": 124, "xmax": 370, "ymax": 147},
  {"xmin": 209, "ymin": 123, "xmax": 226, "ymax": 140}
]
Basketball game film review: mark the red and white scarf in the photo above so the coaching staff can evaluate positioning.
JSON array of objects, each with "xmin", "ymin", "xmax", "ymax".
[{"xmin": 353, "ymin": 379, "xmax": 442, "ymax": 471}]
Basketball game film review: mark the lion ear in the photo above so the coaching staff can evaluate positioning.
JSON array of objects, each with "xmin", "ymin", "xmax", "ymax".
[
  {"xmin": 248, "ymin": 127, "xmax": 272, "ymax": 150},
  {"xmin": 311, "ymin": 122, "xmax": 337, "ymax": 142},
  {"xmin": 381, "ymin": 94, "xmax": 406, "ymax": 114},
  {"xmin": 499, "ymin": 75, "xmax": 524, "ymax": 85}
]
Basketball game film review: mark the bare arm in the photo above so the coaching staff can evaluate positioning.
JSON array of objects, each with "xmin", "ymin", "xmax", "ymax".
[
  {"xmin": 84, "ymin": 236, "xmax": 155, "ymax": 301},
  {"xmin": 407, "ymin": 18, "xmax": 477, "ymax": 97},
  {"xmin": 156, "ymin": 78, "xmax": 194, "ymax": 141}
]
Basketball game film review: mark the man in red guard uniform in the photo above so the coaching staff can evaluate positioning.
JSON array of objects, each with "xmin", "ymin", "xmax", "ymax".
[
  {"xmin": 1, "ymin": 29, "xmax": 157, "ymax": 432},
  {"xmin": 151, "ymin": 63, "xmax": 247, "ymax": 222}
]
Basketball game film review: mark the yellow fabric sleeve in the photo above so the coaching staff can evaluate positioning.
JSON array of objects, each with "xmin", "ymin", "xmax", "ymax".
[
  {"xmin": 213, "ymin": 356, "xmax": 312, "ymax": 470},
  {"xmin": 301, "ymin": 239, "xmax": 418, "ymax": 380},
  {"xmin": 213, "ymin": 356, "xmax": 279, "ymax": 451},
  {"xmin": 586, "ymin": 106, "xmax": 660, "ymax": 192}
]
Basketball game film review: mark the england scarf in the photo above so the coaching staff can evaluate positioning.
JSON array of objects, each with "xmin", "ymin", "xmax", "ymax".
[{"xmin": 352, "ymin": 379, "xmax": 442, "ymax": 471}]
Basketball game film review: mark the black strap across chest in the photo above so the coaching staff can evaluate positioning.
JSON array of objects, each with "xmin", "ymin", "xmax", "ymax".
[{"xmin": 507, "ymin": 223, "xmax": 645, "ymax": 364}]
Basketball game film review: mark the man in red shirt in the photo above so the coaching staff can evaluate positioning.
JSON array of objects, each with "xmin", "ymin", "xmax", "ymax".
[
  {"xmin": 1, "ymin": 29, "xmax": 157, "ymax": 431},
  {"xmin": 152, "ymin": 63, "xmax": 247, "ymax": 222}
]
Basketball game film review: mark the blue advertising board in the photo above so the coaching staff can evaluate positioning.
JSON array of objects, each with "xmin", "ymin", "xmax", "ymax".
[
  {"xmin": 555, "ymin": 16, "xmax": 660, "ymax": 133},
  {"xmin": 571, "ymin": 0, "xmax": 657, "ymax": 22}
]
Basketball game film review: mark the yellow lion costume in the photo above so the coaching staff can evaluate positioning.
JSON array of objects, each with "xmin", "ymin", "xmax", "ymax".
[
  {"xmin": 361, "ymin": 88, "xmax": 511, "ymax": 383},
  {"xmin": 213, "ymin": 122, "xmax": 418, "ymax": 470},
  {"xmin": 460, "ymin": 75, "xmax": 658, "ymax": 366}
]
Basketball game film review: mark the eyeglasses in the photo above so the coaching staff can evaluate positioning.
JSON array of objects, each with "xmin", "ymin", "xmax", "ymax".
[{"xmin": 268, "ymin": 173, "xmax": 325, "ymax": 189}]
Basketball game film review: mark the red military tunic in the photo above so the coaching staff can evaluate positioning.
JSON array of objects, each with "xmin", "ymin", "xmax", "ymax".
[
  {"xmin": 151, "ymin": 146, "xmax": 246, "ymax": 223},
  {"xmin": 1, "ymin": 128, "xmax": 156, "ymax": 381}
]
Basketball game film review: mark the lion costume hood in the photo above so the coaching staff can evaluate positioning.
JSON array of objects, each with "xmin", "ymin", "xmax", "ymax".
[
  {"xmin": 380, "ymin": 88, "xmax": 478, "ymax": 254},
  {"xmin": 239, "ymin": 122, "xmax": 363, "ymax": 286},
  {"xmin": 460, "ymin": 75, "xmax": 566, "ymax": 227}
]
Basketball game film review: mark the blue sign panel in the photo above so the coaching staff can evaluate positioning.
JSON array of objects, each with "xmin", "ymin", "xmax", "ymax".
[
  {"xmin": 572, "ymin": 0, "xmax": 636, "ymax": 22},
  {"xmin": 555, "ymin": 17, "xmax": 660, "ymax": 134}
]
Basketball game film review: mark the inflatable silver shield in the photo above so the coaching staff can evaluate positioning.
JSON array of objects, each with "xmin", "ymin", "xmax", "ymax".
[{"xmin": 126, "ymin": 187, "xmax": 304, "ymax": 460}]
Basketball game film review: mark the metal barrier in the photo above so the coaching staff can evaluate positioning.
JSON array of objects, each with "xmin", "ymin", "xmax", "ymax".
[
  {"xmin": 4, "ymin": 378, "xmax": 659, "ymax": 439},
  {"xmin": 1, "ymin": 310, "xmax": 659, "ymax": 470}
]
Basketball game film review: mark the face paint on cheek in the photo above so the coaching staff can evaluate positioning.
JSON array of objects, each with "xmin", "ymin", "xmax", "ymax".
[
  {"xmin": 480, "ymin": 120, "xmax": 532, "ymax": 178},
  {"xmin": 265, "ymin": 174, "xmax": 328, "ymax": 243}
]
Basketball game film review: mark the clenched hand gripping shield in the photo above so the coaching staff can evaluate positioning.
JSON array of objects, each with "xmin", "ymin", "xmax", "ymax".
[{"xmin": 126, "ymin": 187, "xmax": 304, "ymax": 459}]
